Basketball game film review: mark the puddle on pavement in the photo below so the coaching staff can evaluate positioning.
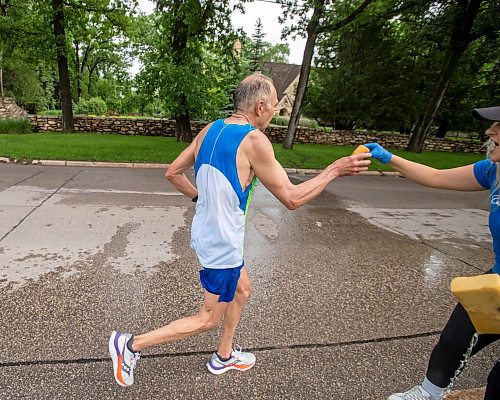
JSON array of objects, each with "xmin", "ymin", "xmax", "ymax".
[
  {"xmin": 348, "ymin": 207, "xmax": 491, "ymax": 244},
  {"xmin": 422, "ymin": 250, "xmax": 449, "ymax": 289},
  {"xmin": 252, "ymin": 209, "xmax": 280, "ymax": 240}
]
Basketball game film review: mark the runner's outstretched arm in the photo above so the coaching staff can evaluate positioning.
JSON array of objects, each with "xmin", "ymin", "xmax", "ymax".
[{"xmin": 247, "ymin": 131, "xmax": 371, "ymax": 210}]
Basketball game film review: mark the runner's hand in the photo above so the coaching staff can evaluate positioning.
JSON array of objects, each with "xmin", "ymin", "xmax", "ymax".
[
  {"xmin": 364, "ymin": 143, "xmax": 393, "ymax": 164},
  {"xmin": 333, "ymin": 153, "xmax": 371, "ymax": 177}
]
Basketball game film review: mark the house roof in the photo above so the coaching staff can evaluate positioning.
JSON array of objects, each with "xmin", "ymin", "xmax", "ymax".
[{"xmin": 261, "ymin": 62, "xmax": 301, "ymax": 102}]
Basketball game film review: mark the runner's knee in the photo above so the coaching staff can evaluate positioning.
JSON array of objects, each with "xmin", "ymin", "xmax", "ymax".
[
  {"xmin": 235, "ymin": 282, "xmax": 252, "ymax": 303},
  {"xmin": 198, "ymin": 309, "xmax": 221, "ymax": 331}
]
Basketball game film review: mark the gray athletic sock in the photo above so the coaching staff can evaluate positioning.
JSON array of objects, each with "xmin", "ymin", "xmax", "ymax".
[{"xmin": 422, "ymin": 377, "xmax": 445, "ymax": 400}]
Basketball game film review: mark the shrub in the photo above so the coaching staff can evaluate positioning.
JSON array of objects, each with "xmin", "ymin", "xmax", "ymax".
[
  {"xmin": 0, "ymin": 118, "xmax": 33, "ymax": 134},
  {"xmin": 271, "ymin": 116, "xmax": 320, "ymax": 129},
  {"xmin": 298, "ymin": 117, "xmax": 319, "ymax": 129},
  {"xmin": 271, "ymin": 116, "xmax": 289, "ymax": 126},
  {"xmin": 75, "ymin": 97, "xmax": 108, "ymax": 116},
  {"xmin": 38, "ymin": 110, "xmax": 63, "ymax": 116}
]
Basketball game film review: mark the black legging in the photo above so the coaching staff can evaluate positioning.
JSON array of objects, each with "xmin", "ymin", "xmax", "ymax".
[{"xmin": 426, "ymin": 272, "xmax": 500, "ymax": 399}]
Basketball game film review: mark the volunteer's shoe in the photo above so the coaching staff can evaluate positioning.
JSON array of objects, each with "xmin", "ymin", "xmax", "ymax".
[
  {"xmin": 109, "ymin": 330, "xmax": 141, "ymax": 387},
  {"xmin": 206, "ymin": 346, "xmax": 256, "ymax": 375},
  {"xmin": 388, "ymin": 385, "xmax": 432, "ymax": 400}
]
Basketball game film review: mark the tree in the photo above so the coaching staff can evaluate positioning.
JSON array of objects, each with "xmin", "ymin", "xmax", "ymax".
[
  {"xmin": 250, "ymin": 18, "xmax": 265, "ymax": 71},
  {"xmin": 261, "ymin": 42, "xmax": 289, "ymax": 64},
  {"xmin": 0, "ymin": 0, "xmax": 11, "ymax": 97},
  {"xmin": 408, "ymin": 0, "xmax": 498, "ymax": 152},
  {"xmin": 303, "ymin": 0, "xmax": 498, "ymax": 141},
  {"xmin": 52, "ymin": 0, "xmax": 74, "ymax": 132},
  {"xmin": 66, "ymin": 1, "xmax": 135, "ymax": 102},
  {"xmin": 237, "ymin": 34, "xmax": 290, "ymax": 66},
  {"xmin": 303, "ymin": 0, "xmax": 431, "ymax": 132},
  {"xmin": 1, "ymin": 0, "xmax": 138, "ymax": 117},
  {"xmin": 137, "ymin": 0, "xmax": 240, "ymax": 142},
  {"xmin": 281, "ymin": 0, "xmax": 376, "ymax": 149},
  {"xmin": 0, "ymin": 0, "xmax": 57, "ymax": 109}
]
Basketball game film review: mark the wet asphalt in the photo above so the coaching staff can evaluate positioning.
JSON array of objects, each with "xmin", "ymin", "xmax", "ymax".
[{"xmin": 0, "ymin": 164, "xmax": 498, "ymax": 400}]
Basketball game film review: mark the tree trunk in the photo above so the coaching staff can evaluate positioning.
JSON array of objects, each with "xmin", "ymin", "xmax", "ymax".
[
  {"xmin": 52, "ymin": 0, "xmax": 74, "ymax": 132},
  {"xmin": 435, "ymin": 118, "xmax": 449, "ymax": 138},
  {"xmin": 73, "ymin": 41, "xmax": 82, "ymax": 102},
  {"xmin": 407, "ymin": 0, "xmax": 482, "ymax": 152},
  {"xmin": 407, "ymin": 50, "xmax": 466, "ymax": 151},
  {"xmin": 283, "ymin": 0, "xmax": 324, "ymax": 149},
  {"xmin": 0, "ymin": 49, "xmax": 3, "ymax": 97},
  {"xmin": 171, "ymin": 0, "xmax": 192, "ymax": 142},
  {"xmin": 88, "ymin": 63, "xmax": 98, "ymax": 97},
  {"xmin": 176, "ymin": 110, "xmax": 192, "ymax": 142}
]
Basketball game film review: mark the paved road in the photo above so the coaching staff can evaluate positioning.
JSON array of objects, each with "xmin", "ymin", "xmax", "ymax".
[{"xmin": 0, "ymin": 164, "xmax": 498, "ymax": 400}]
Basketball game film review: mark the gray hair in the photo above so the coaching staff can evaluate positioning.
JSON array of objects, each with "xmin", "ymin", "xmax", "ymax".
[{"xmin": 233, "ymin": 73, "xmax": 274, "ymax": 112}]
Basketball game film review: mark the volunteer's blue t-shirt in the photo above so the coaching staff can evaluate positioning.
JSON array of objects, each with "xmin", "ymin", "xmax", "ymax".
[{"xmin": 473, "ymin": 160, "xmax": 500, "ymax": 273}]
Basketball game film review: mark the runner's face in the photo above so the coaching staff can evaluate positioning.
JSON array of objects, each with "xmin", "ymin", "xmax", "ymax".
[
  {"xmin": 262, "ymin": 88, "xmax": 278, "ymax": 130},
  {"xmin": 487, "ymin": 122, "xmax": 500, "ymax": 162}
]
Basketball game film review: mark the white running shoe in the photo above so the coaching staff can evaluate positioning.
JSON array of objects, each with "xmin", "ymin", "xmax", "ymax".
[
  {"xmin": 206, "ymin": 346, "xmax": 256, "ymax": 375},
  {"xmin": 388, "ymin": 385, "xmax": 432, "ymax": 400},
  {"xmin": 109, "ymin": 331, "xmax": 141, "ymax": 387}
]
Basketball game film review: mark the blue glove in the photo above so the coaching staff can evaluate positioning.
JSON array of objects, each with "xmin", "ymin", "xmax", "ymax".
[{"xmin": 365, "ymin": 143, "xmax": 393, "ymax": 164}]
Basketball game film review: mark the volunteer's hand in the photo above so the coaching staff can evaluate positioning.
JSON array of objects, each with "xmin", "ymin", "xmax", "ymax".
[{"xmin": 365, "ymin": 143, "xmax": 393, "ymax": 164}]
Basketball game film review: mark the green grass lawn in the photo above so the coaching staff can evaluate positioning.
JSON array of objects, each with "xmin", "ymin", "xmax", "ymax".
[{"xmin": 0, "ymin": 132, "xmax": 485, "ymax": 171}]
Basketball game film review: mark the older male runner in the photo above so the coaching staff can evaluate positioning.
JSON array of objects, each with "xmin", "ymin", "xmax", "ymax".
[{"xmin": 109, "ymin": 73, "xmax": 371, "ymax": 387}]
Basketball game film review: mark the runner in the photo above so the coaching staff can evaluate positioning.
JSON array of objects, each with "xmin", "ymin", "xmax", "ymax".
[{"xmin": 109, "ymin": 73, "xmax": 371, "ymax": 387}]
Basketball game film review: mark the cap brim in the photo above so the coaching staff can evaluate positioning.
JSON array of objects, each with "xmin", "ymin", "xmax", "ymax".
[{"xmin": 472, "ymin": 106, "xmax": 500, "ymax": 121}]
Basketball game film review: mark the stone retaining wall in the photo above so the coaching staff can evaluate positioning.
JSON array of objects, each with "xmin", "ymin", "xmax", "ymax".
[
  {"xmin": 28, "ymin": 115, "xmax": 484, "ymax": 153},
  {"xmin": 0, "ymin": 97, "xmax": 28, "ymax": 119}
]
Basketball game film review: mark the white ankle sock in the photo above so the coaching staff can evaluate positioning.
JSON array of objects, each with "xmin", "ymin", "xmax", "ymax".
[{"xmin": 422, "ymin": 377, "xmax": 445, "ymax": 400}]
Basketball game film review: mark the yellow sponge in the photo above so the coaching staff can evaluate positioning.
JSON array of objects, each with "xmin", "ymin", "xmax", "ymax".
[
  {"xmin": 451, "ymin": 274, "xmax": 500, "ymax": 334},
  {"xmin": 352, "ymin": 145, "xmax": 370, "ymax": 155}
]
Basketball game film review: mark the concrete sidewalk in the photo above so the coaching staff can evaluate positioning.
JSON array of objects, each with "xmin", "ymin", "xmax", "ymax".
[{"xmin": 0, "ymin": 164, "xmax": 497, "ymax": 399}]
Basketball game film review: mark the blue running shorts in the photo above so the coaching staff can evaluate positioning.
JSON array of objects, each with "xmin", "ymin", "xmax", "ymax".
[{"xmin": 199, "ymin": 264, "xmax": 244, "ymax": 303}]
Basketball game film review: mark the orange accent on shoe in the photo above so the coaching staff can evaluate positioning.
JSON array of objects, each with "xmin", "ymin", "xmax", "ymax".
[{"xmin": 116, "ymin": 355, "xmax": 126, "ymax": 385}]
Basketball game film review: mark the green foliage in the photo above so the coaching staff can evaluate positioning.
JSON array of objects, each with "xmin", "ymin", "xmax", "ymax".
[
  {"xmin": 0, "ymin": 0, "xmax": 55, "ymax": 111},
  {"xmin": 239, "ymin": 31, "xmax": 290, "ymax": 68},
  {"xmin": 38, "ymin": 110, "xmax": 63, "ymax": 116},
  {"xmin": 261, "ymin": 43, "xmax": 290, "ymax": 64},
  {"xmin": 436, "ymin": 34, "xmax": 500, "ymax": 135},
  {"xmin": 3, "ymin": 58, "xmax": 48, "ymax": 112},
  {"xmin": 136, "ymin": 3, "xmax": 248, "ymax": 124},
  {"xmin": 0, "ymin": 118, "xmax": 33, "ymax": 134},
  {"xmin": 303, "ymin": 0, "xmax": 499, "ymax": 134},
  {"xmin": 75, "ymin": 97, "xmax": 108, "ymax": 115},
  {"xmin": 250, "ymin": 18, "xmax": 266, "ymax": 71},
  {"xmin": 271, "ymin": 116, "xmax": 289, "ymax": 126},
  {"xmin": 66, "ymin": 1, "xmax": 135, "ymax": 103}
]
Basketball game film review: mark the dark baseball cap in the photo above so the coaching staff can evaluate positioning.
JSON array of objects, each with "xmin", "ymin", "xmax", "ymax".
[{"xmin": 472, "ymin": 106, "xmax": 500, "ymax": 121}]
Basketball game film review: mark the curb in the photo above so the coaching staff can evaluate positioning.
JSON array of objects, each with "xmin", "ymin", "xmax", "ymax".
[{"xmin": 0, "ymin": 158, "xmax": 402, "ymax": 177}]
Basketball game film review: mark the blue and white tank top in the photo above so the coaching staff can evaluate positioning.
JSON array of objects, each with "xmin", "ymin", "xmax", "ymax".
[{"xmin": 191, "ymin": 119, "xmax": 257, "ymax": 269}]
